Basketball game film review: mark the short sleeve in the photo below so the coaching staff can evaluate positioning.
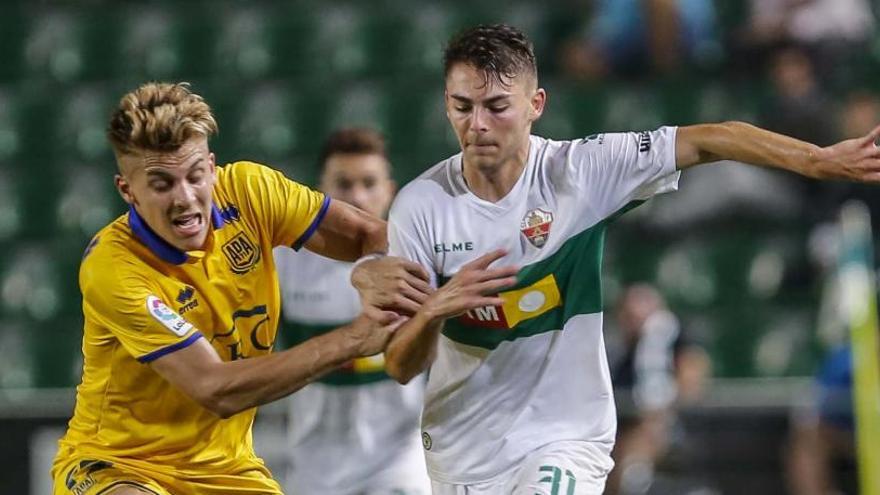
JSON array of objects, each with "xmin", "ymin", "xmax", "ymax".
[
  {"xmin": 218, "ymin": 162, "xmax": 329, "ymax": 249},
  {"xmin": 388, "ymin": 195, "xmax": 438, "ymax": 289},
  {"xmin": 567, "ymin": 126, "xmax": 680, "ymax": 220},
  {"xmin": 82, "ymin": 263, "xmax": 202, "ymax": 363}
]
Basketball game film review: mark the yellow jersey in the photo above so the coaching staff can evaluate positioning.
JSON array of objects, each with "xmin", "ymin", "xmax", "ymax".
[{"xmin": 52, "ymin": 161, "xmax": 328, "ymax": 492}]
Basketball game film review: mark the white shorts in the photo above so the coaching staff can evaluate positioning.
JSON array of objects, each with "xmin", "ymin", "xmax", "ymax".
[
  {"xmin": 430, "ymin": 441, "xmax": 614, "ymax": 495},
  {"xmin": 286, "ymin": 433, "xmax": 431, "ymax": 495}
]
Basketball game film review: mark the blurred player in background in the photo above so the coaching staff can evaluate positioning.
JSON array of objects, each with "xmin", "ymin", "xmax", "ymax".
[
  {"xmin": 608, "ymin": 284, "xmax": 710, "ymax": 495},
  {"xmin": 52, "ymin": 82, "xmax": 431, "ymax": 495},
  {"xmin": 274, "ymin": 128, "xmax": 430, "ymax": 495},
  {"xmin": 787, "ymin": 344, "xmax": 858, "ymax": 495},
  {"xmin": 381, "ymin": 23, "xmax": 880, "ymax": 495}
]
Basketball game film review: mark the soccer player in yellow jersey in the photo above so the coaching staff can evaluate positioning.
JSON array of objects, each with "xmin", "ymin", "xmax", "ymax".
[{"xmin": 51, "ymin": 82, "xmax": 432, "ymax": 495}]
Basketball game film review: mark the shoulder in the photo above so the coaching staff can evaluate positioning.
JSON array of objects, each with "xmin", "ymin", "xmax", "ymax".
[
  {"xmin": 392, "ymin": 158, "xmax": 456, "ymax": 216},
  {"xmin": 215, "ymin": 160, "xmax": 285, "ymax": 187},
  {"xmin": 80, "ymin": 218, "xmax": 154, "ymax": 294}
]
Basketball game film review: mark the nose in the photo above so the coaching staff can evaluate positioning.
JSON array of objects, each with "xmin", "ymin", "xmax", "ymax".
[
  {"xmin": 348, "ymin": 184, "xmax": 370, "ymax": 210},
  {"xmin": 469, "ymin": 107, "xmax": 488, "ymax": 133},
  {"xmin": 172, "ymin": 182, "xmax": 196, "ymax": 208}
]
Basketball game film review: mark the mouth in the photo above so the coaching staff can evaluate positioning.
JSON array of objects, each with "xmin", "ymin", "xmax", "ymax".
[
  {"xmin": 171, "ymin": 212, "xmax": 204, "ymax": 238},
  {"xmin": 469, "ymin": 140, "xmax": 497, "ymax": 149}
]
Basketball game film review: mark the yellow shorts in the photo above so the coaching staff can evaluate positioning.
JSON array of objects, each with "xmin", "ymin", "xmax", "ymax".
[{"xmin": 53, "ymin": 456, "xmax": 283, "ymax": 495}]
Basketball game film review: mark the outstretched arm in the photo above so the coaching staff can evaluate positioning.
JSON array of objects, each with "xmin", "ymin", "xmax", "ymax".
[
  {"xmin": 384, "ymin": 250, "xmax": 518, "ymax": 383},
  {"xmin": 676, "ymin": 121, "xmax": 880, "ymax": 182},
  {"xmin": 150, "ymin": 311, "xmax": 403, "ymax": 418}
]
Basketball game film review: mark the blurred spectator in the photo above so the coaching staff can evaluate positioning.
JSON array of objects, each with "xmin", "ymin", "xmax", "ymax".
[
  {"xmin": 840, "ymin": 91, "xmax": 880, "ymax": 140},
  {"xmin": 559, "ymin": 0, "xmax": 719, "ymax": 81},
  {"xmin": 747, "ymin": 0, "xmax": 874, "ymax": 49},
  {"xmin": 741, "ymin": 0, "xmax": 875, "ymax": 88},
  {"xmin": 758, "ymin": 45, "xmax": 839, "ymax": 224},
  {"xmin": 760, "ymin": 45, "xmax": 836, "ymax": 147},
  {"xmin": 787, "ymin": 344, "xmax": 857, "ymax": 495},
  {"xmin": 607, "ymin": 284, "xmax": 711, "ymax": 495}
]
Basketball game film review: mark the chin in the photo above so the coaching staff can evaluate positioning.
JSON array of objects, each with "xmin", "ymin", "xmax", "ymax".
[{"xmin": 174, "ymin": 234, "xmax": 207, "ymax": 252}]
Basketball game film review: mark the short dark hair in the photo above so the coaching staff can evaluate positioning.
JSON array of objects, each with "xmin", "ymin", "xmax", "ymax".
[
  {"xmin": 318, "ymin": 127, "xmax": 388, "ymax": 172},
  {"xmin": 443, "ymin": 24, "xmax": 537, "ymax": 87}
]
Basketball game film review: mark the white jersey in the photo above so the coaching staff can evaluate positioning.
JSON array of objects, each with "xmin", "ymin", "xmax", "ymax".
[
  {"xmin": 388, "ymin": 129, "xmax": 680, "ymax": 484},
  {"xmin": 273, "ymin": 247, "xmax": 427, "ymax": 494}
]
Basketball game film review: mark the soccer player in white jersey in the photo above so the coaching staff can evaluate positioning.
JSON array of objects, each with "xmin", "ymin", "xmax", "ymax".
[
  {"xmin": 381, "ymin": 24, "xmax": 880, "ymax": 495},
  {"xmin": 274, "ymin": 128, "xmax": 431, "ymax": 495}
]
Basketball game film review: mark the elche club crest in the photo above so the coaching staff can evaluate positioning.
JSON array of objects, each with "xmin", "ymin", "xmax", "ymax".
[{"xmin": 520, "ymin": 208, "xmax": 553, "ymax": 248}]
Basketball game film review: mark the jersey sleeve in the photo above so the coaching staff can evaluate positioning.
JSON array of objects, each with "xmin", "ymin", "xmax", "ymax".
[
  {"xmin": 219, "ymin": 161, "xmax": 330, "ymax": 249},
  {"xmin": 388, "ymin": 193, "xmax": 438, "ymax": 289},
  {"xmin": 81, "ymin": 258, "xmax": 202, "ymax": 363},
  {"xmin": 567, "ymin": 126, "xmax": 680, "ymax": 220}
]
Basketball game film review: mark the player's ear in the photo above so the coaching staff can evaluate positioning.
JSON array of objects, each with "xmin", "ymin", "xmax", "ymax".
[
  {"xmin": 530, "ymin": 88, "xmax": 546, "ymax": 121},
  {"xmin": 115, "ymin": 174, "xmax": 135, "ymax": 205}
]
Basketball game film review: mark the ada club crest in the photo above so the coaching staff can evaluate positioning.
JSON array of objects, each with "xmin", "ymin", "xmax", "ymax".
[
  {"xmin": 222, "ymin": 231, "xmax": 261, "ymax": 274},
  {"xmin": 520, "ymin": 208, "xmax": 553, "ymax": 248}
]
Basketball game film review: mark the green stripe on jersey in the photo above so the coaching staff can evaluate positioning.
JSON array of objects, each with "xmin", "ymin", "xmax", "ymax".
[{"xmin": 439, "ymin": 202, "xmax": 643, "ymax": 350}]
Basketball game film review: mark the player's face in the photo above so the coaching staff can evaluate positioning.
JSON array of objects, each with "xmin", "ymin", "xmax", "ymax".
[
  {"xmin": 445, "ymin": 62, "xmax": 545, "ymax": 172},
  {"xmin": 114, "ymin": 137, "xmax": 217, "ymax": 252},
  {"xmin": 320, "ymin": 153, "xmax": 395, "ymax": 218}
]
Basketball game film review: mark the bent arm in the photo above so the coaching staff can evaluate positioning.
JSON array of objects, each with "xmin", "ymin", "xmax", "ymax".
[
  {"xmin": 676, "ymin": 121, "xmax": 821, "ymax": 173},
  {"xmin": 150, "ymin": 328, "xmax": 361, "ymax": 418},
  {"xmin": 384, "ymin": 249, "xmax": 518, "ymax": 383},
  {"xmin": 302, "ymin": 199, "xmax": 387, "ymax": 261},
  {"xmin": 385, "ymin": 311, "xmax": 444, "ymax": 384}
]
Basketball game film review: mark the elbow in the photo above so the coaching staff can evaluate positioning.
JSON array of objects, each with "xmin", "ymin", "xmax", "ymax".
[
  {"xmin": 385, "ymin": 347, "xmax": 432, "ymax": 384},
  {"xmin": 205, "ymin": 401, "xmax": 239, "ymax": 420},
  {"xmin": 191, "ymin": 378, "xmax": 245, "ymax": 419},
  {"xmin": 385, "ymin": 359, "xmax": 416, "ymax": 385}
]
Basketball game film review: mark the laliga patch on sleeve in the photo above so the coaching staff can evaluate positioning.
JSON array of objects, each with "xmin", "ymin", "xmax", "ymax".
[{"xmin": 146, "ymin": 295, "xmax": 193, "ymax": 337}]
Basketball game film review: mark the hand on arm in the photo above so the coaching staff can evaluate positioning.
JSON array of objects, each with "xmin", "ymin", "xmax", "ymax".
[
  {"xmin": 149, "ymin": 310, "xmax": 404, "ymax": 418},
  {"xmin": 384, "ymin": 249, "xmax": 518, "ymax": 383},
  {"xmin": 351, "ymin": 256, "xmax": 433, "ymax": 317},
  {"xmin": 302, "ymin": 199, "xmax": 387, "ymax": 261},
  {"xmin": 676, "ymin": 121, "xmax": 880, "ymax": 182}
]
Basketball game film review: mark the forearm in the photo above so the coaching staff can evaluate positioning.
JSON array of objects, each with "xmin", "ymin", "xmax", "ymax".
[
  {"xmin": 303, "ymin": 201, "xmax": 388, "ymax": 261},
  {"xmin": 677, "ymin": 121, "xmax": 822, "ymax": 175},
  {"xmin": 206, "ymin": 328, "xmax": 360, "ymax": 417},
  {"xmin": 384, "ymin": 310, "xmax": 443, "ymax": 384},
  {"xmin": 358, "ymin": 215, "xmax": 389, "ymax": 257}
]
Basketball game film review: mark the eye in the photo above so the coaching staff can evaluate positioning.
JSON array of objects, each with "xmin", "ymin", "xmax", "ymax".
[
  {"xmin": 489, "ymin": 105, "xmax": 509, "ymax": 113},
  {"xmin": 362, "ymin": 177, "xmax": 377, "ymax": 189},
  {"xmin": 188, "ymin": 169, "xmax": 205, "ymax": 183},
  {"xmin": 337, "ymin": 179, "xmax": 353, "ymax": 191},
  {"xmin": 455, "ymin": 105, "xmax": 472, "ymax": 113},
  {"xmin": 149, "ymin": 179, "xmax": 171, "ymax": 192}
]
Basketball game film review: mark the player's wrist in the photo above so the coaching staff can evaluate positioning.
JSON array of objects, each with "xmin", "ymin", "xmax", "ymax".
[{"xmin": 352, "ymin": 252, "xmax": 385, "ymax": 270}]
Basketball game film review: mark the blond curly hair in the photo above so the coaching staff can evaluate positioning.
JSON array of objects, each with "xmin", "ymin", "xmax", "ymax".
[{"xmin": 107, "ymin": 82, "xmax": 218, "ymax": 157}]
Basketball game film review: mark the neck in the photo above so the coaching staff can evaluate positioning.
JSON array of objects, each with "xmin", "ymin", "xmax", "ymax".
[{"xmin": 462, "ymin": 141, "xmax": 530, "ymax": 202}]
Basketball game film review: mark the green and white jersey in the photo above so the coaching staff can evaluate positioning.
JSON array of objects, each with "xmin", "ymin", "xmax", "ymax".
[
  {"xmin": 388, "ymin": 128, "xmax": 680, "ymax": 484},
  {"xmin": 273, "ymin": 248, "xmax": 426, "ymax": 494}
]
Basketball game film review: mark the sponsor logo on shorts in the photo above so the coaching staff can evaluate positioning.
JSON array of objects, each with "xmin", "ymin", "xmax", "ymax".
[
  {"xmin": 422, "ymin": 431, "xmax": 433, "ymax": 451},
  {"xmin": 222, "ymin": 231, "xmax": 261, "ymax": 274},
  {"xmin": 65, "ymin": 459, "xmax": 113, "ymax": 495},
  {"xmin": 147, "ymin": 295, "xmax": 193, "ymax": 337}
]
